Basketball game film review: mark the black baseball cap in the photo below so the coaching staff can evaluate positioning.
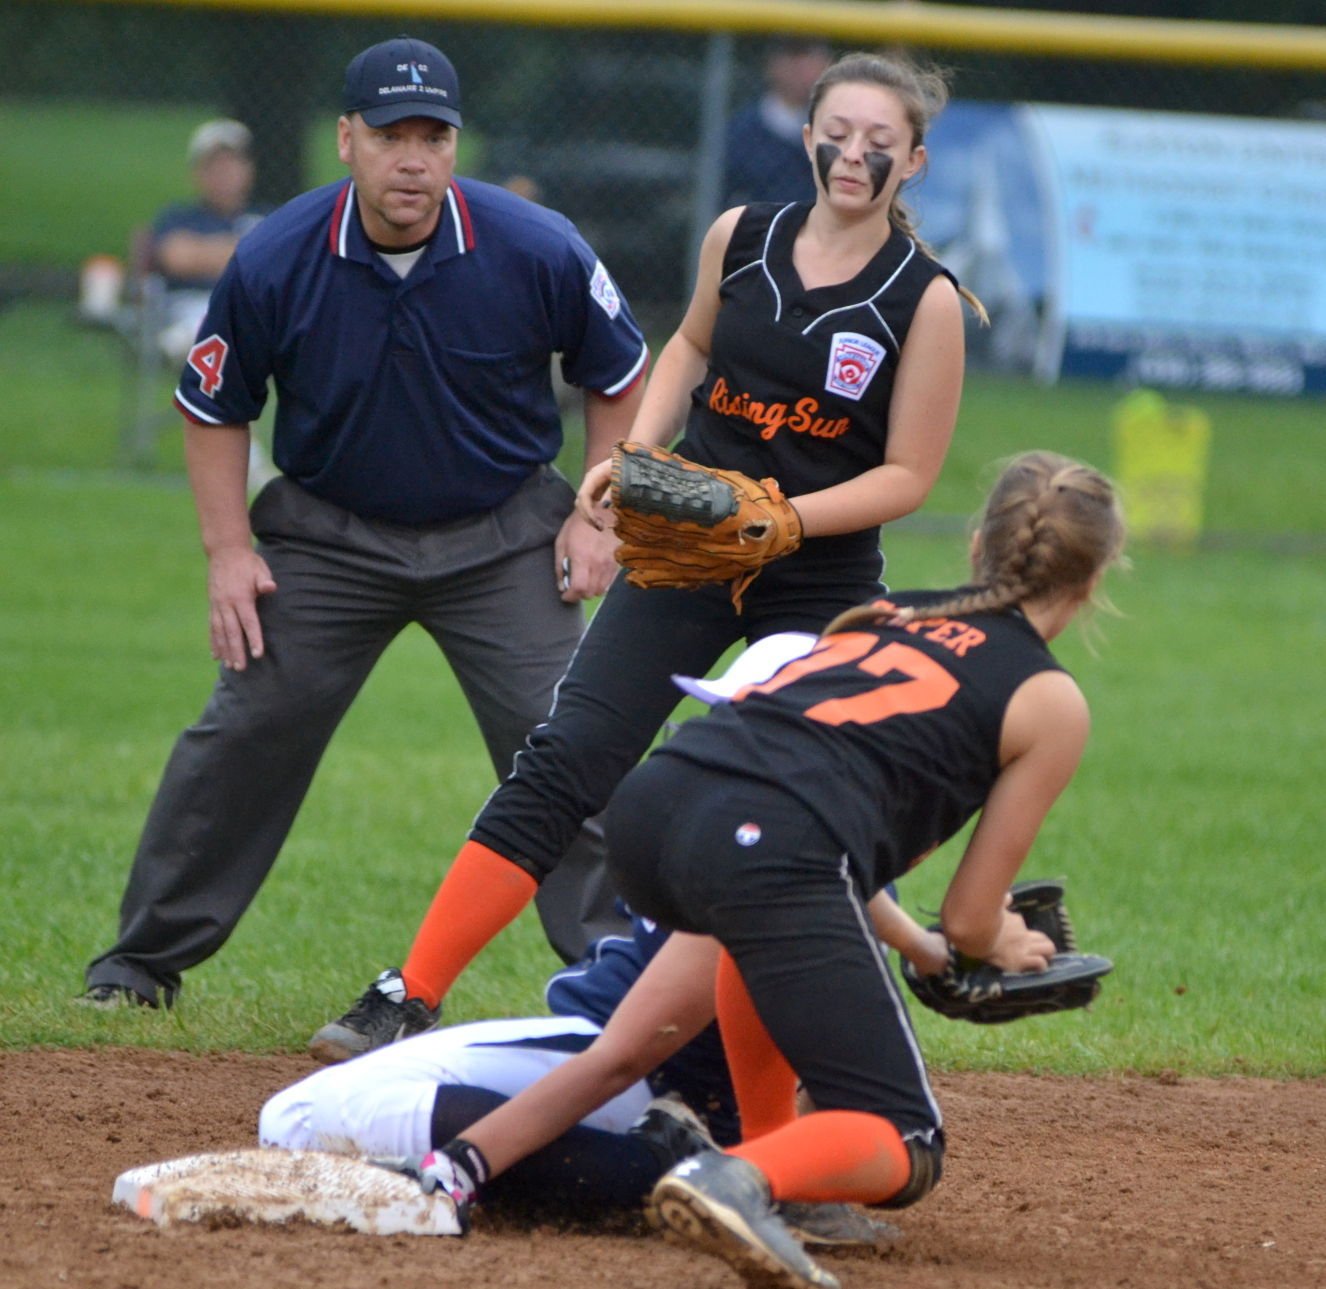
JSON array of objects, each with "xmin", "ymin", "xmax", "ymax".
[{"xmin": 342, "ymin": 36, "xmax": 463, "ymax": 129}]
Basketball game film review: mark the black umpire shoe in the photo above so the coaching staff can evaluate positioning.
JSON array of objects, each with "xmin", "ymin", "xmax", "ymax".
[
  {"xmin": 649, "ymin": 1152, "xmax": 841, "ymax": 1289},
  {"xmin": 308, "ymin": 969, "xmax": 440, "ymax": 1065},
  {"xmin": 76, "ymin": 983, "xmax": 158, "ymax": 1009}
]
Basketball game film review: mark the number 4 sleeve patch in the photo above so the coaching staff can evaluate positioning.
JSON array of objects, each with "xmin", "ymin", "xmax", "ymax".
[{"xmin": 187, "ymin": 334, "xmax": 229, "ymax": 398}]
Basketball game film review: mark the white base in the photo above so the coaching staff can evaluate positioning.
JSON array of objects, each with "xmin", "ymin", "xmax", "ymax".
[{"xmin": 112, "ymin": 1148, "xmax": 464, "ymax": 1236}]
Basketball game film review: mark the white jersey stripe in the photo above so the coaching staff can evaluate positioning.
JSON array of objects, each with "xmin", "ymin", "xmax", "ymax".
[
  {"xmin": 174, "ymin": 388, "xmax": 226, "ymax": 424},
  {"xmin": 600, "ymin": 340, "xmax": 649, "ymax": 397},
  {"xmin": 838, "ymin": 854, "xmax": 944, "ymax": 1129},
  {"xmin": 541, "ymin": 935, "xmax": 634, "ymax": 1010},
  {"xmin": 718, "ymin": 259, "xmax": 763, "ymax": 291},
  {"xmin": 759, "ymin": 202, "xmax": 798, "ymax": 322},
  {"xmin": 336, "ymin": 182, "xmax": 356, "ymax": 258},
  {"xmin": 803, "ymin": 238, "xmax": 917, "ymax": 336},
  {"xmin": 445, "ymin": 188, "xmax": 466, "ymax": 255},
  {"xmin": 867, "ymin": 303, "xmax": 901, "ymax": 353}
]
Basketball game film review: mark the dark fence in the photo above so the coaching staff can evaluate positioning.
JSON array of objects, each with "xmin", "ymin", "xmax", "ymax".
[{"xmin": 7, "ymin": 0, "xmax": 1326, "ymax": 331}]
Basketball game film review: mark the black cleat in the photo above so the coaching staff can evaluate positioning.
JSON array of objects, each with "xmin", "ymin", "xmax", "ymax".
[
  {"xmin": 777, "ymin": 1200, "xmax": 902, "ymax": 1248},
  {"xmin": 650, "ymin": 1152, "xmax": 841, "ymax": 1289},
  {"xmin": 308, "ymin": 969, "xmax": 439, "ymax": 1065},
  {"xmin": 629, "ymin": 1092, "xmax": 720, "ymax": 1171}
]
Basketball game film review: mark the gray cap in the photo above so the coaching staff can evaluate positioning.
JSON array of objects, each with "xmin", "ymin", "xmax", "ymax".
[{"xmin": 187, "ymin": 118, "xmax": 252, "ymax": 164}]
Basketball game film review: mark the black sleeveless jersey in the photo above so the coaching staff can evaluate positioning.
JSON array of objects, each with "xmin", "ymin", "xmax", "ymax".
[
  {"xmin": 654, "ymin": 590, "xmax": 1066, "ymax": 892},
  {"xmin": 677, "ymin": 202, "xmax": 956, "ymax": 563}
]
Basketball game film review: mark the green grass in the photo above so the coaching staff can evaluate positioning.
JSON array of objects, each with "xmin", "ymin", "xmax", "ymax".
[
  {"xmin": 1, "ymin": 297, "xmax": 1323, "ymax": 1076},
  {"xmin": 0, "ymin": 96, "xmax": 486, "ymax": 270},
  {"xmin": 0, "ymin": 99, "xmax": 213, "ymax": 267}
]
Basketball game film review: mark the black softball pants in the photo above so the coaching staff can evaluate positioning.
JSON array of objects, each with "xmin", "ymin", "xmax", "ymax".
[
  {"xmin": 471, "ymin": 549, "xmax": 883, "ymax": 881},
  {"xmin": 606, "ymin": 754, "xmax": 944, "ymax": 1141}
]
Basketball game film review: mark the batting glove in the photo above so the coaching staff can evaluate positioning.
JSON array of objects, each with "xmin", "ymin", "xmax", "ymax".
[{"xmin": 401, "ymin": 1137, "xmax": 488, "ymax": 1232}]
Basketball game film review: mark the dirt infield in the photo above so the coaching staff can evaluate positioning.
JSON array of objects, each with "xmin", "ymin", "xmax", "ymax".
[{"xmin": 3, "ymin": 1048, "xmax": 1323, "ymax": 1289}]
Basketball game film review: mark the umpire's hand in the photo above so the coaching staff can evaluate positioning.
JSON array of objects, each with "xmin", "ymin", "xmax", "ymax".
[
  {"xmin": 555, "ymin": 509, "xmax": 619, "ymax": 602},
  {"xmin": 207, "ymin": 546, "xmax": 277, "ymax": 669}
]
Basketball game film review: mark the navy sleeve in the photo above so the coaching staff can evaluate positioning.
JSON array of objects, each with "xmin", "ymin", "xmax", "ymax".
[
  {"xmin": 553, "ymin": 223, "xmax": 648, "ymax": 397},
  {"xmin": 172, "ymin": 253, "xmax": 272, "ymax": 427}
]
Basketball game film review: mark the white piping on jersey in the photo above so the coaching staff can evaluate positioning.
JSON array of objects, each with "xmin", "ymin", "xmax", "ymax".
[
  {"xmin": 801, "ymin": 238, "xmax": 916, "ymax": 352},
  {"xmin": 336, "ymin": 182, "xmax": 356, "ymax": 258},
  {"xmin": 601, "ymin": 340, "xmax": 650, "ymax": 396},
  {"xmin": 717, "ymin": 204, "xmax": 914, "ymax": 352},
  {"xmin": 174, "ymin": 387, "xmax": 225, "ymax": 424},
  {"xmin": 717, "ymin": 202, "xmax": 799, "ymax": 314},
  {"xmin": 759, "ymin": 203, "xmax": 796, "ymax": 321},
  {"xmin": 838, "ymin": 853, "xmax": 944, "ymax": 1130},
  {"xmin": 335, "ymin": 182, "xmax": 469, "ymax": 258},
  {"xmin": 863, "ymin": 304, "xmax": 901, "ymax": 355},
  {"xmin": 444, "ymin": 187, "xmax": 467, "ymax": 255},
  {"xmin": 541, "ymin": 934, "xmax": 635, "ymax": 1010}
]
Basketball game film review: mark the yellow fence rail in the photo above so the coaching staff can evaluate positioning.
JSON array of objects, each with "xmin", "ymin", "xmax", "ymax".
[{"xmin": 89, "ymin": 0, "xmax": 1326, "ymax": 72}]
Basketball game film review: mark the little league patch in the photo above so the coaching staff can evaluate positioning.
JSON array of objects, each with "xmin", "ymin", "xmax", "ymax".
[{"xmin": 825, "ymin": 332, "xmax": 886, "ymax": 401}]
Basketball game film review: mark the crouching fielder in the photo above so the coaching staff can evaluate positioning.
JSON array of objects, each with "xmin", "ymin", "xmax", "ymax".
[{"xmin": 375, "ymin": 451, "xmax": 1124, "ymax": 1288}]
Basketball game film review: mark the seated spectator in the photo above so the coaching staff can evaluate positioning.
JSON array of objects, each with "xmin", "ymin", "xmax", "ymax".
[
  {"xmin": 151, "ymin": 118, "xmax": 274, "ymax": 486},
  {"xmin": 151, "ymin": 118, "xmax": 265, "ymax": 361},
  {"xmin": 723, "ymin": 37, "xmax": 833, "ymax": 207}
]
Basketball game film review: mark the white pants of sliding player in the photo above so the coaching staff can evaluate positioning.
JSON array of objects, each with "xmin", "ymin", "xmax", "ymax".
[{"xmin": 259, "ymin": 1015, "xmax": 653, "ymax": 1160}]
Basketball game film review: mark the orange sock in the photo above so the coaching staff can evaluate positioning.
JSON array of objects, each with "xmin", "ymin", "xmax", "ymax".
[
  {"xmin": 401, "ymin": 841, "xmax": 538, "ymax": 1007},
  {"xmin": 715, "ymin": 950, "xmax": 799, "ymax": 1140},
  {"xmin": 730, "ymin": 1110, "xmax": 912, "ymax": 1204}
]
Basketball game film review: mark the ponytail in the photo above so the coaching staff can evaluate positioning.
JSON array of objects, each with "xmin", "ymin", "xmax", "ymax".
[{"xmin": 825, "ymin": 452, "xmax": 1125, "ymax": 635}]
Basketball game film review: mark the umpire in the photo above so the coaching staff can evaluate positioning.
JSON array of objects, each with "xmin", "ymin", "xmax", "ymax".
[{"xmin": 81, "ymin": 36, "xmax": 649, "ymax": 1010}]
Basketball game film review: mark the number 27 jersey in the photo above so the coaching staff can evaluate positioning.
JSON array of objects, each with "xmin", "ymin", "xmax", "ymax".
[{"xmin": 655, "ymin": 591, "xmax": 1067, "ymax": 890}]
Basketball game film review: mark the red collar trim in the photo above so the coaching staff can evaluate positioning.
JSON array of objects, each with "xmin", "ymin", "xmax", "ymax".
[
  {"xmin": 327, "ymin": 179, "xmax": 473, "ymax": 259},
  {"xmin": 451, "ymin": 181, "xmax": 475, "ymax": 252},
  {"xmin": 329, "ymin": 180, "xmax": 353, "ymax": 256}
]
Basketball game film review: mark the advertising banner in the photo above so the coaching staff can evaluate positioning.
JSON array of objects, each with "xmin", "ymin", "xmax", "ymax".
[{"xmin": 916, "ymin": 102, "xmax": 1326, "ymax": 396}]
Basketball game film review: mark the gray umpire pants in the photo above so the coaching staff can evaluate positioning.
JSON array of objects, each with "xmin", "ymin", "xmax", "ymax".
[{"xmin": 85, "ymin": 470, "xmax": 626, "ymax": 1006}]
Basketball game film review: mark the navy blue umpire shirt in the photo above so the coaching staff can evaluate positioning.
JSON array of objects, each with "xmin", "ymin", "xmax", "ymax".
[{"xmin": 174, "ymin": 177, "xmax": 649, "ymax": 525}]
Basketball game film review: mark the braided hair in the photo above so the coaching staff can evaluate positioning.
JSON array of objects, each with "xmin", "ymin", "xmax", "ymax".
[
  {"xmin": 807, "ymin": 51, "xmax": 988, "ymax": 324},
  {"xmin": 824, "ymin": 451, "xmax": 1126, "ymax": 636}
]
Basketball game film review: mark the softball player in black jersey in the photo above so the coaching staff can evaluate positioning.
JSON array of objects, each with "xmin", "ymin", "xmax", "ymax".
[
  {"xmin": 313, "ymin": 51, "xmax": 986, "ymax": 1063},
  {"xmin": 312, "ymin": 47, "xmax": 986, "ymax": 1055},
  {"xmin": 370, "ymin": 453, "xmax": 1125, "ymax": 1289}
]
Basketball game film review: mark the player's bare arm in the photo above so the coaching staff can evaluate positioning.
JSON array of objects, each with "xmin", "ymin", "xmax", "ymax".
[
  {"xmin": 940, "ymin": 669, "xmax": 1089, "ymax": 968},
  {"xmin": 572, "ymin": 326, "xmax": 710, "ymax": 526},
  {"xmin": 184, "ymin": 421, "xmax": 276, "ymax": 670},
  {"xmin": 784, "ymin": 275, "xmax": 965, "ymax": 537},
  {"xmin": 557, "ymin": 381, "xmax": 646, "ymax": 602},
  {"xmin": 458, "ymin": 932, "xmax": 720, "ymax": 1177},
  {"xmin": 574, "ymin": 210, "xmax": 740, "ymax": 526},
  {"xmin": 867, "ymin": 888, "xmax": 949, "ymax": 974}
]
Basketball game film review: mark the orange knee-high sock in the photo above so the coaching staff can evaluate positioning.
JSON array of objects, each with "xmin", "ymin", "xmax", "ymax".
[
  {"xmin": 715, "ymin": 949, "xmax": 799, "ymax": 1140},
  {"xmin": 729, "ymin": 1110, "xmax": 912, "ymax": 1205},
  {"xmin": 401, "ymin": 841, "xmax": 538, "ymax": 1008}
]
